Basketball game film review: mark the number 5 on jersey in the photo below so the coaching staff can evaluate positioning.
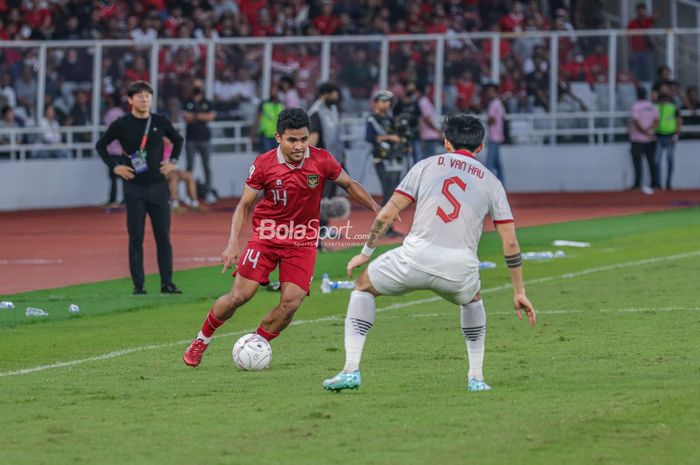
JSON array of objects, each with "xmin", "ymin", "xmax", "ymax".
[{"xmin": 436, "ymin": 176, "xmax": 467, "ymax": 223}]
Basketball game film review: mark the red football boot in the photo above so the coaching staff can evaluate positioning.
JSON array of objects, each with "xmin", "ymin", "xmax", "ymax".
[{"xmin": 183, "ymin": 339, "xmax": 208, "ymax": 367}]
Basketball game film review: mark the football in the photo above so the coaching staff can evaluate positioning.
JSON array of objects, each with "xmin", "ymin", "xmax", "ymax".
[{"xmin": 232, "ymin": 334, "xmax": 272, "ymax": 370}]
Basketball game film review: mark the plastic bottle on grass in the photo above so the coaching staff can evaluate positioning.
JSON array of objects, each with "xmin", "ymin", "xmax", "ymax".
[
  {"xmin": 333, "ymin": 280, "xmax": 356, "ymax": 290},
  {"xmin": 321, "ymin": 274, "xmax": 355, "ymax": 293},
  {"xmin": 0, "ymin": 301, "xmax": 14, "ymax": 310},
  {"xmin": 479, "ymin": 261, "xmax": 497, "ymax": 269},
  {"xmin": 25, "ymin": 307, "xmax": 49, "ymax": 317},
  {"xmin": 522, "ymin": 251, "xmax": 554, "ymax": 260},
  {"xmin": 321, "ymin": 274, "xmax": 332, "ymax": 294}
]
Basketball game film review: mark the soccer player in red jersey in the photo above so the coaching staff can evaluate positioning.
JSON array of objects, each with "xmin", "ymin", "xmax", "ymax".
[{"xmin": 183, "ymin": 108, "xmax": 382, "ymax": 367}]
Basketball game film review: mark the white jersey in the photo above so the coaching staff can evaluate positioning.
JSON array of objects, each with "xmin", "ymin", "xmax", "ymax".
[{"xmin": 394, "ymin": 150, "xmax": 513, "ymax": 281}]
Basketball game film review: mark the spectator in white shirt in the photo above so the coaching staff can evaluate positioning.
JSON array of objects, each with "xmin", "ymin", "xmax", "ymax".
[
  {"xmin": 0, "ymin": 73, "xmax": 17, "ymax": 109},
  {"xmin": 213, "ymin": 67, "xmax": 239, "ymax": 105},
  {"xmin": 210, "ymin": 0, "xmax": 239, "ymax": 19},
  {"xmin": 130, "ymin": 18, "xmax": 157, "ymax": 43},
  {"xmin": 35, "ymin": 104, "xmax": 70, "ymax": 158}
]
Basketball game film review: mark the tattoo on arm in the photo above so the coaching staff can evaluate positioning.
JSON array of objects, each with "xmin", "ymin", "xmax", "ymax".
[{"xmin": 366, "ymin": 218, "xmax": 391, "ymax": 248}]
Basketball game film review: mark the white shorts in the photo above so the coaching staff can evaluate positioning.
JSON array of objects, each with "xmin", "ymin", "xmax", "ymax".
[{"xmin": 367, "ymin": 247, "xmax": 480, "ymax": 305}]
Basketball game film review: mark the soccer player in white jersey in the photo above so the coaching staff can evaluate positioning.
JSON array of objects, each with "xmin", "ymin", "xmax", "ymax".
[{"xmin": 322, "ymin": 113, "xmax": 536, "ymax": 392}]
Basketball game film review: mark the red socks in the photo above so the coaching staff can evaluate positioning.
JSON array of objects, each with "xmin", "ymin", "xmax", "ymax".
[
  {"xmin": 201, "ymin": 309, "xmax": 225, "ymax": 338},
  {"xmin": 256, "ymin": 325, "xmax": 280, "ymax": 341},
  {"xmin": 201, "ymin": 310, "xmax": 279, "ymax": 342}
]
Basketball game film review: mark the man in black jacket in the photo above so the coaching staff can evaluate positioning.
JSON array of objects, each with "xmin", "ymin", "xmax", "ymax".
[
  {"xmin": 96, "ymin": 81, "xmax": 184, "ymax": 295},
  {"xmin": 182, "ymin": 79, "xmax": 216, "ymax": 203}
]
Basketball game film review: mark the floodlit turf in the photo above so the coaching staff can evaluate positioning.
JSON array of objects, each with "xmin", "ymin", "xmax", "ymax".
[{"xmin": 1, "ymin": 208, "xmax": 699, "ymax": 465}]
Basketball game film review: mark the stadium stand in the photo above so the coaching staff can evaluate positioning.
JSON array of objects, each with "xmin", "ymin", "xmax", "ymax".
[{"xmin": 0, "ymin": 1, "xmax": 699, "ymax": 164}]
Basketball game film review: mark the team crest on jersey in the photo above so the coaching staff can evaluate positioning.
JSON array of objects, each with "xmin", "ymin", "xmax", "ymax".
[
  {"xmin": 275, "ymin": 179, "xmax": 282, "ymax": 187},
  {"xmin": 306, "ymin": 174, "xmax": 319, "ymax": 188}
]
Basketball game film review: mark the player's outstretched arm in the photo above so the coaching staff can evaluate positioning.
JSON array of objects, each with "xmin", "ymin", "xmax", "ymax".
[
  {"xmin": 221, "ymin": 185, "xmax": 258, "ymax": 273},
  {"xmin": 494, "ymin": 221, "xmax": 536, "ymax": 326},
  {"xmin": 334, "ymin": 169, "xmax": 382, "ymax": 213},
  {"xmin": 346, "ymin": 193, "xmax": 412, "ymax": 277}
]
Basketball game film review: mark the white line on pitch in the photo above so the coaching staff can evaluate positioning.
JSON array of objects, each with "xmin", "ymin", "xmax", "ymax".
[
  {"xmin": 1, "ymin": 250, "xmax": 698, "ymax": 378},
  {"xmin": 404, "ymin": 306, "xmax": 700, "ymax": 318}
]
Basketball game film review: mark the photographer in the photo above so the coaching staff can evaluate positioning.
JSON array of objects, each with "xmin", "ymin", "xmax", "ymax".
[
  {"xmin": 392, "ymin": 81, "xmax": 422, "ymax": 166},
  {"xmin": 365, "ymin": 90, "xmax": 403, "ymax": 238}
]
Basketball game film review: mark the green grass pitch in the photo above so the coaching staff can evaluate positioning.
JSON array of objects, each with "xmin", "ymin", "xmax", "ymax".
[{"xmin": 1, "ymin": 208, "xmax": 699, "ymax": 465}]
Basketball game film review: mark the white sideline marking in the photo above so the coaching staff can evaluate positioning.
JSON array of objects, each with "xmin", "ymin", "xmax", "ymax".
[
  {"xmin": 1, "ymin": 250, "xmax": 698, "ymax": 379},
  {"xmin": 406, "ymin": 307, "xmax": 700, "ymax": 318}
]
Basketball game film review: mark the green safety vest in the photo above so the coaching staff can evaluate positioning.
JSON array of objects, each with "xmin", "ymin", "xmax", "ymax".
[
  {"xmin": 656, "ymin": 102, "xmax": 678, "ymax": 135},
  {"xmin": 259, "ymin": 101, "xmax": 284, "ymax": 138}
]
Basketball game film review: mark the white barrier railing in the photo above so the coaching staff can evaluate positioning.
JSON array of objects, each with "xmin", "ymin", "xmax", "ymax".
[{"xmin": 3, "ymin": 110, "xmax": 700, "ymax": 161}]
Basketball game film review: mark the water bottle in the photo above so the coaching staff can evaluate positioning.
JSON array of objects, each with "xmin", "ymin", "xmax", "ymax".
[
  {"xmin": 0, "ymin": 301, "xmax": 14, "ymax": 310},
  {"xmin": 522, "ymin": 251, "xmax": 554, "ymax": 260},
  {"xmin": 320, "ymin": 273, "xmax": 332, "ymax": 294},
  {"xmin": 69, "ymin": 304, "xmax": 80, "ymax": 313},
  {"xmin": 479, "ymin": 261, "xmax": 497, "ymax": 269},
  {"xmin": 25, "ymin": 307, "xmax": 49, "ymax": 317},
  {"xmin": 552, "ymin": 240, "xmax": 590, "ymax": 248},
  {"xmin": 333, "ymin": 280, "xmax": 356, "ymax": 290}
]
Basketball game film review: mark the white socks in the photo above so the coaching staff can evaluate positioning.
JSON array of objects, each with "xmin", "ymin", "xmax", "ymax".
[
  {"xmin": 197, "ymin": 330, "xmax": 212, "ymax": 344},
  {"xmin": 343, "ymin": 290, "xmax": 376, "ymax": 373},
  {"xmin": 461, "ymin": 300, "xmax": 486, "ymax": 381}
]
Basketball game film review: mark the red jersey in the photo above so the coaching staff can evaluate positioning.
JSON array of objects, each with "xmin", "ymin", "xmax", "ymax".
[
  {"xmin": 245, "ymin": 146, "xmax": 343, "ymax": 248},
  {"xmin": 628, "ymin": 18, "xmax": 654, "ymax": 52},
  {"xmin": 499, "ymin": 13, "xmax": 525, "ymax": 33}
]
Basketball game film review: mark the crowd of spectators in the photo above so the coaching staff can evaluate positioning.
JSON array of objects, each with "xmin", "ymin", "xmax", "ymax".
[{"xmin": 0, "ymin": 0, "xmax": 698, "ymax": 157}]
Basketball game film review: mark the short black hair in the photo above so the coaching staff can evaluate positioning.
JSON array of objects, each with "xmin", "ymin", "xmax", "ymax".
[
  {"xmin": 636, "ymin": 86, "xmax": 647, "ymax": 100},
  {"xmin": 127, "ymin": 80, "xmax": 153, "ymax": 97},
  {"xmin": 318, "ymin": 81, "xmax": 339, "ymax": 95},
  {"xmin": 276, "ymin": 108, "xmax": 310, "ymax": 134},
  {"xmin": 279, "ymin": 75, "xmax": 295, "ymax": 87},
  {"xmin": 443, "ymin": 113, "xmax": 485, "ymax": 151}
]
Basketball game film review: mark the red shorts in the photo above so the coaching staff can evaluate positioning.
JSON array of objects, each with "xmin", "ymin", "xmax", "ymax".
[{"xmin": 234, "ymin": 241, "xmax": 317, "ymax": 293}]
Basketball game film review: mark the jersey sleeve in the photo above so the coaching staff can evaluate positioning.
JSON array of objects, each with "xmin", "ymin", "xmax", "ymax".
[
  {"xmin": 323, "ymin": 149, "xmax": 342, "ymax": 180},
  {"xmin": 245, "ymin": 158, "xmax": 265, "ymax": 192},
  {"xmin": 489, "ymin": 181, "xmax": 514, "ymax": 224},
  {"xmin": 394, "ymin": 161, "xmax": 424, "ymax": 203}
]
